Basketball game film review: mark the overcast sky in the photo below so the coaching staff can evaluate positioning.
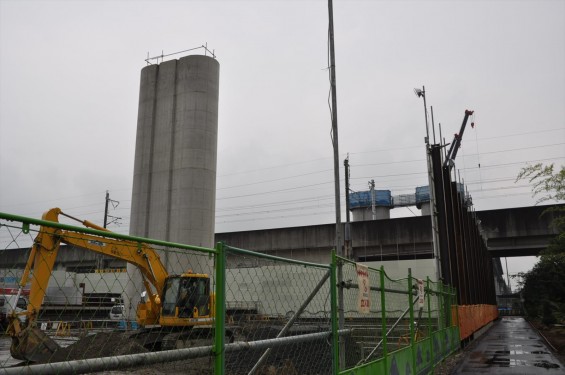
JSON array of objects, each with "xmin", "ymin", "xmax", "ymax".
[{"xmin": 1, "ymin": 0, "xmax": 564, "ymax": 286}]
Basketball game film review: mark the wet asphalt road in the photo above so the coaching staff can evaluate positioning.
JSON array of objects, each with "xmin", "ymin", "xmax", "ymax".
[{"xmin": 454, "ymin": 316, "xmax": 564, "ymax": 374}]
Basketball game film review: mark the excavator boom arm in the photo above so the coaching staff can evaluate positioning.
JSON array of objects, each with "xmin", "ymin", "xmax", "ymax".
[{"xmin": 21, "ymin": 208, "xmax": 169, "ymax": 321}]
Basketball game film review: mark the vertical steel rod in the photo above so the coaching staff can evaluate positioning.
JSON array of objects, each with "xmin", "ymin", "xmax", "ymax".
[{"xmin": 214, "ymin": 242, "xmax": 226, "ymax": 375}]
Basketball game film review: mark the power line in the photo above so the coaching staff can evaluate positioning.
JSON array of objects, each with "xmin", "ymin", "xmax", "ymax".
[
  {"xmin": 217, "ymin": 168, "xmax": 333, "ymax": 190},
  {"xmin": 459, "ymin": 157, "xmax": 565, "ymax": 172},
  {"xmin": 218, "ymin": 195, "xmax": 334, "ymax": 212},
  {"xmin": 217, "ymin": 180, "xmax": 338, "ymax": 200}
]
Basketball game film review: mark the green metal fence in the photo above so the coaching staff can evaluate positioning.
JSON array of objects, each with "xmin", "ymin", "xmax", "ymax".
[
  {"xmin": 0, "ymin": 211, "xmax": 459, "ymax": 374},
  {"xmin": 332, "ymin": 253, "xmax": 459, "ymax": 375}
]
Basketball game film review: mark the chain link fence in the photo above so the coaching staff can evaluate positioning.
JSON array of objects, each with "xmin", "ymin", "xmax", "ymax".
[
  {"xmin": 0, "ymin": 210, "xmax": 461, "ymax": 375},
  {"xmin": 222, "ymin": 245, "xmax": 334, "ymax": 374},
  {"xmin": 0, "ymin": 210, "xmax": 218, "ymax": 374}
]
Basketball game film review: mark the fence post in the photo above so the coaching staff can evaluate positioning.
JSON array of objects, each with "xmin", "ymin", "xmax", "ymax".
[
  {"xmin": 451, "ymin": 287, "xmax": 461, "ymax": 329},
  {"xmin": 439, "ymin": 282, "xmax": 445, "ymax": 330},
  {"xmin": 214, "ymin": 241, "xmax": 226, "ymax": 375},
  {"xmin": 408, "ymin": 268, "xmax": 415, "ymax": 374},
  {"xmin": 330, "ymin": 250, "xmax": 339, "ymax": 375},
  {"xmin": 380, "ymin": 266, "xmax": 387, "ymax": 372},
  {"xmin": 429, "ymin": 277, "xmax": 436, "ymax": 369},
  {"xmin": 427, "ymin": 277, "xmax": 432, "ymax": 356}
]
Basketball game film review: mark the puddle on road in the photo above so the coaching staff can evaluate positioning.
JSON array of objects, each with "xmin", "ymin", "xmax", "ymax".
[
  {"xmin": 485, "ymin": 356, "xmax": 531, "ymax": 367},
  {"xmin": 533, "ymin": 361, "xmax": 560, "ymax": 369}
]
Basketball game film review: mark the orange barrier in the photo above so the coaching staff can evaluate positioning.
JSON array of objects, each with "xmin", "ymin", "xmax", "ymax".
[{"xmin": 452, "ymin": 304, "xmax": 498, "ymax": 340}]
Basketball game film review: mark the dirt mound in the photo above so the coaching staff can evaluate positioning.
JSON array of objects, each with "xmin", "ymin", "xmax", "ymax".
[{"xmin": 48, "ymin": 332, "xmax": 148, "ymax": 363}]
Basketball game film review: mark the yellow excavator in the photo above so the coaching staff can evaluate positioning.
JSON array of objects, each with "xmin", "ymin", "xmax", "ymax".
[{"xmin": 7, "ymin": 208, "xmax": 216, "ymax": 362}]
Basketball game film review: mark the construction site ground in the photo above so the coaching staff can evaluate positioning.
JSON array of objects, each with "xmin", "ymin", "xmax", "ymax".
[{"xmin": 2, "ymin": 320, "xmax": 347, "ymax": 375}]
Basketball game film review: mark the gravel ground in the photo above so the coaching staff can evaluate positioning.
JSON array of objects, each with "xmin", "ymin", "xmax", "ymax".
[{"xmin": 432, "ymin": 350, "xmax": 465, "ymax": 375}]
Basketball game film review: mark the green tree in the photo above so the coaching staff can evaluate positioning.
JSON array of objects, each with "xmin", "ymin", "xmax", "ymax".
[
  {"xmin": 516, "ymin": 163, "xmax": 565, "ymax": 255},
  {"xmin": 519, "ymin": 254, "xmax": 565, "ymax": 322},
  {"xmin": 516, "ymin": 163, "xmax": 565, "ymax": 204},
  {"xmin": 515, "ymin": 163, "xmax": 565, "ymax": 322}
]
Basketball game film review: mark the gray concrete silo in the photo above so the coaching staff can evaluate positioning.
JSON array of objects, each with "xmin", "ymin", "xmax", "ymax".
[{"xmin": 126, "ymin": 55, "xmax": 219, "ymax": 317}]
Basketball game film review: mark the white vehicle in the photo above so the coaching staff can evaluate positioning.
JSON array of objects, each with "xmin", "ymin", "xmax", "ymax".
[
  {"xmin": 0, "ymin": 294, "xmax": 27, "ymax": 329},
  {"xmin": 109, "ymin": 304, "xmax": 125, "ymax": 320}
]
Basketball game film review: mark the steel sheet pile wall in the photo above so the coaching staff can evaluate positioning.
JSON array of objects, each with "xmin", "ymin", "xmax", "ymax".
[{"xmin": 430, "ymin": 146, "xmax": 497, "ymax": 307}]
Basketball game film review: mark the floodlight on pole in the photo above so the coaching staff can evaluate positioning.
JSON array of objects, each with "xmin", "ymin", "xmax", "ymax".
[
  {"xmin": 415, "ymin": 85, "xmax": 441, "ymax": 284},
  {"xmin": 415, "ymin": 86, "xmax": 429, "ymax": 143}
]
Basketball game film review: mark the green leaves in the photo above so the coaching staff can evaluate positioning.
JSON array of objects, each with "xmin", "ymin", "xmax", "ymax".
[
  {"xmin": 521, "ymin": 253, "xmax": 565, "ymax": 321},
  {"xmin": 516, "ymin": 163, "xmax": 565, "ymax": 204},
  {"xmin": 516, "ymin": 163, "xmax": 565, "ymax": 321}
]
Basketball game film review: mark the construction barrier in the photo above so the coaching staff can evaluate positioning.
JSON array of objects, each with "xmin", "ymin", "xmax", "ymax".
[
  {"xmin": 452, "ymin": 304, "xmax": 498, "ymax": 340},
  {"xmin": 54, "ymin": 322, "xmax": 71, "ymax": 337}
]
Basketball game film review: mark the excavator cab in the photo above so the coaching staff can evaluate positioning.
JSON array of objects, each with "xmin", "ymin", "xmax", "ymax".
[{"xmin": 160, "ymin": 274, "xmax": 211, "ymax": 325}]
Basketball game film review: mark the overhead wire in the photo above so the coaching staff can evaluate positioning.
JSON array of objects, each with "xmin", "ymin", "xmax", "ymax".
[
  {"xmin": 3, "ymin": 126, "xmax": 563, "ymax": 229},
  {"xmin": 211, "ymin": 126, "xmax": 564, "ymax": 225},
  {"xmin": 218, "ymin": 168, "xmax": 334, "ymax": 190},
  {"xmin": 218, "ymin": 128, "xmax": 565, "ymax": 181}
]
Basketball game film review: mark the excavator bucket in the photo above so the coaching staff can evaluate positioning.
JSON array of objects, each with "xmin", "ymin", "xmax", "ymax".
[{"xmin": 10, "ymin": 324, "xmax": 60, "ymax": 363}]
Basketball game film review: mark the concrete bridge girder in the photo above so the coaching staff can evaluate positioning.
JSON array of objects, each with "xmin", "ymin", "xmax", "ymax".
[{"xmin": 0, "ymin": 205, "xmax": 560, "ymax": 276}]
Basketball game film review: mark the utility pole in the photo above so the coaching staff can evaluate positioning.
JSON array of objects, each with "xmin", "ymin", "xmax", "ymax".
[
  {"xmin": 103, "ymin": 191, "xmax": 121, "ymax": 229},
  {"xmin": 104, "ymin": 191, "xmax": 110, "ymax": 228},
  {"xmin": 344, "ymin": 157, "xmax": 351, "ymax": 259},
  {"xmin": 328, "ymin": 0, "xmax": 345, "ymax": 370},
  {"xmin": 101, "ymin": 191, "xmax": 121, "ymax": 270},
  {"xmin": 369, "ymin": 179, "xmax": 376, "ymax": 220},
  {"xmin": 328, "ymin": 0, "xmax": 342, "ymax": 257},
  {"xmin": 505, "ymin": 257, "xmax": 512, "ymax": 294},
  {"xmin": 344, "ymin": 157, "xmax": 351, "ymax": 223},
  {"xmin": 99, "ymin": 191, "xmax": 111, "ymax": 271},
  {"xmin": 415, "ymin": 86, "xmax": 441, "ymax": 282}
]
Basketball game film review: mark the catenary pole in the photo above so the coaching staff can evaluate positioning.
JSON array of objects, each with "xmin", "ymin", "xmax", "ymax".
[{"xmin": 328, "ymin": 0, "xmax": 342, "ymax": 257}]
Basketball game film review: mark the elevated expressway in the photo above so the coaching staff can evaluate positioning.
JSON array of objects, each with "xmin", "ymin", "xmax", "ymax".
[{"xmin": 1, "ymin": 204, "xmax": 561, "ymax": 271}]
